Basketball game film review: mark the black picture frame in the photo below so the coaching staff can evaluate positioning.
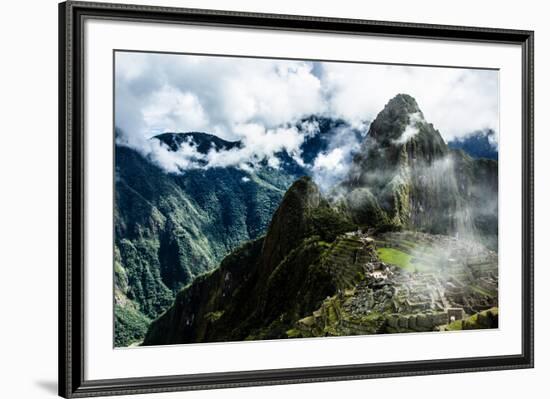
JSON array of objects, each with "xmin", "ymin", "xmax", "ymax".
[{"xmin": 59, "ymin": 1, "xmax": 534, "ymax": 397}]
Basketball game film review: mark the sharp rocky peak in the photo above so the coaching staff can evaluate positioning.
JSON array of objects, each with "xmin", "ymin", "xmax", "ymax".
[
  {"xmin": 260, "ymin": 176, "xmax": 322, "ymax": 273},
  {"xmin": 366, "ymin": 94, "xmax": 425, "ymax": 144}
]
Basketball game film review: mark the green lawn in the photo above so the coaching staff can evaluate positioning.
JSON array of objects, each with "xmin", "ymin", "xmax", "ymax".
[{"xmin": 376, "ymin": 247, "xmax": 415, "ymax": 272}]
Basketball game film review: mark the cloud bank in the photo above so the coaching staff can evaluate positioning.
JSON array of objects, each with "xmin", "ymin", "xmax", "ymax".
[
  {"xmin": 311, "ymin": 125, "xmax": 363, "ymax": 190},
  {"xmin": 115, "ymin": 51, "xmax": 498, "ymax": 176}
]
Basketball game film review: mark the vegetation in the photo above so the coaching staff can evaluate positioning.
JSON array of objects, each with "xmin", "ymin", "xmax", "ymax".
[
  {"xmin": 376, "ymin": 247, "xmax": 414, "ymax": 271},
  {"xmin": 114, "ymin": 304, "xmax": 151, "ymax": 347},
  {"xmin": 117, "ymin": 94, "xmax": 499, "ymax": 346},
  {"xmin": 306, "ymin": 205, "xmax": 357, "ymax": 242},
  {"xmin": 443, "ymin": 308, "xmax": 499, "ymax": 331},
  {"xmin": 143, "ymin": 178, "xmax": 372, "ymax": 345},
  {"xmin": 114, "ymin": 141, "xmax": 299, "ymax": 345}
]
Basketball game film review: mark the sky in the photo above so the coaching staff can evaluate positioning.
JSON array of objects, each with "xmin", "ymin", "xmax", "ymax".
[{"xmin": 115, "ymin": 51, "xmax": 499, "ymax": 175}]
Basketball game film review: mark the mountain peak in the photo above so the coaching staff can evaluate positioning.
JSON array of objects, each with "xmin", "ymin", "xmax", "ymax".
[
  {"xmin": 447, "ymin": 129, "xmax": 498, "ymax": 160},
  {"xmin": 346, "ymin": 94, "xmax": 453, "ymax": 232},
  {"xmin": 260, "ymin": 176, "xmax": 321, "ymax": 273},
  {"xmin": 386, "ymin": 93, "xmax": 421, "ymax": 114},
  {"xmin": 366, "ymin": 94, "xmax": 424, "ymax": 143},
  {"xmin": 153, "ymin": 132, "xmax": 242, "ymax": 154}
]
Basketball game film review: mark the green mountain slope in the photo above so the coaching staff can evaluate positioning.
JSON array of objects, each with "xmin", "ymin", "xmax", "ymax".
[
  {"xmin": 142, "ymin": 177, "xmax": 362, "ymax": 345},
  {"xmin": 143, "ymin": 178, "xmax": 498, "ymax": 345},
  {"xmin": 114, "ymin": 118, "xmax": 368, "ymax": 346},
  {"xmin": 447, "ymin": 129, "xmax": 498, "ymax": 160},
  {"xmin": 142, "ymin": 94, "xmax": 499, "ymax": 346},
  {"xmin": 114, "ymin": 142, "xmax": 298, "ymax": 346}
]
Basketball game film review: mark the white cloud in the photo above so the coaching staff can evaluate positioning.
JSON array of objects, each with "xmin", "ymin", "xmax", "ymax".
[
  {"xmin": 115, "ymin": 52, "xmax": 499, "ymax": 176},
  {"xmin": 311, "ymin": 126, "xmax": 363, "ymax": 191},
  {"xmin": 314, "ymin": 148, "xmax": 345, "ymax": 171},
  {"xmin": 205, "ymin": 124, "xmax": 304, "ymax": 169},
  {"xmin": 140, "ymin": 139, "xmax": 205, "ymax": 174},
  {"xmin": 115, "ymin": 52, "xmax": 325, "ymax": 142},
  {"xmin": 320, "ymin": 63, "xmax": 498, "ymax": 141},
  {"xmin": 219, "ymin": 62, "xmax": 325, "ymax": 127},
  {"xmin": 135, "ymin": 123, "xmax": 306, "ymax": 174},
  {"xmin": 299, "ymin": 119, "xmax": 321, "ymax": 138},
  {"xmin": 142, "ymin": 86, "xmax": 209, "ymax": 134},
  {"xmin": 393, "ymin": 112, "xmax": 424, "ymax": 145}
]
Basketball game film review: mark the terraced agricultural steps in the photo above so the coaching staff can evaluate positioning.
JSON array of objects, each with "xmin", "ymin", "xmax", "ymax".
[{"xmin": 290, "ymin": 230, "xmax": 499, "ymax": 338}]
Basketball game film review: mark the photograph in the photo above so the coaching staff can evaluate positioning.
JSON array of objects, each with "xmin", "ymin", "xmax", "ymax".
[
  {"xmin": 113, "ymin": 51, "xmax": 499, "ymax": 348},
  {"xmin": 0, "ymin": 0, "xmax": 538, "ymax": 398}
]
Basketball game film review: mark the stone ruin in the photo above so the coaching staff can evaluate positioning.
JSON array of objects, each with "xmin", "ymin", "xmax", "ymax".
[{"xmin": 291, "ymin": 230, "xmax": 498, "ymax": 337}]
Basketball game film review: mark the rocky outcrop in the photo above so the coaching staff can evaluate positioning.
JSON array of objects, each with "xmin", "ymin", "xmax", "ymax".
[
  {"xmin": 344, "ymin": 94, "xmax": 497, "ymax": 241},
  {"xmin": 259, "ymin": 176, "xmax": 322, "ymax": 275}
]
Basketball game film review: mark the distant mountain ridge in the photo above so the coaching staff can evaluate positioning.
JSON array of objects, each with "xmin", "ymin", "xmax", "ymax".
[
  {"xmin": 114, "ymin": 116, "xmax": 362, "ymax": 346},
  {"xmin": 447, "ymin": 129, "xmax": 498, "ymax": 160},
  {"xmin": 152, "ymin": 117, "xmax": 364, "ymax": 174},
  {"xmin": 114, "ymin": 144, "xmax": 298, "ymax": 346},
  {"xmin": 155, "ymin": 131, "xmax": 242, "ymax": 153}
]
